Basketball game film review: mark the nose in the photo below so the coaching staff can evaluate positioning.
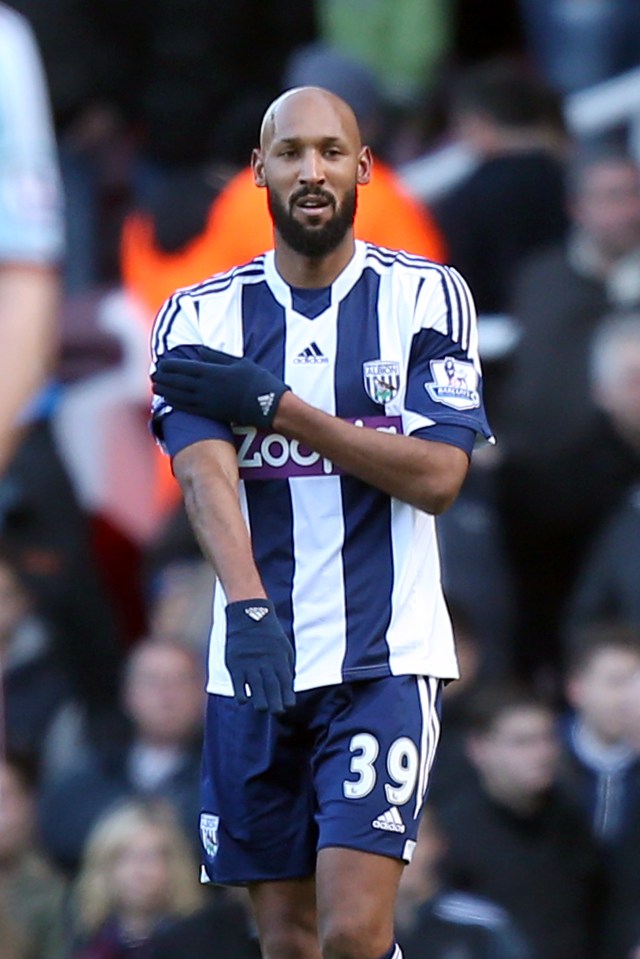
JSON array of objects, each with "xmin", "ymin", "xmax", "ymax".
[{"xmin": 299, "ymin": 148, "xmax": 325, "ymax": 186}]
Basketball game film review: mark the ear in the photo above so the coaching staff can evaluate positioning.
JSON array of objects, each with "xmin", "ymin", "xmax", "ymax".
[
  {"xmin": 357, "ymin": 145, "xmax": 373, "ymax": 186},
  {"xmin": 252, "ymin": 148, "xmax": 266, "ymax": 188}
]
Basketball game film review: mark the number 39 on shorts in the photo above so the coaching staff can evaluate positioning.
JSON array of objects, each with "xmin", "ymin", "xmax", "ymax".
[{"xmin": 343, "ymin": 732, "xmax": 420, "ymax": 805}]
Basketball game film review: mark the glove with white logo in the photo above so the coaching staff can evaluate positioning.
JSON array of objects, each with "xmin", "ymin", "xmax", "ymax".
[
  {"xmin": 152, "ymin": 347, "xmax": 290, "ymax": 428},
  {"xmin": 224, "ymin": 598, "xmax": 296, "ymax": 714}
]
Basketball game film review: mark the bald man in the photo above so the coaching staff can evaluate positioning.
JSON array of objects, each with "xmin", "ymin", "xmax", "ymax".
[{"xmin": 150, "ymin": 87, "xmax": 493, "ymax": 959}]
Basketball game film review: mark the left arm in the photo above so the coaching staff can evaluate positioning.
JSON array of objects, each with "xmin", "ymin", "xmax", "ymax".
[{"xmin": 272, "ymin": 390, "xmax": 469, "ymax": 514}]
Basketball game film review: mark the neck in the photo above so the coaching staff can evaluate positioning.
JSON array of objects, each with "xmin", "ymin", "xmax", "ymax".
[
  {"xmin": 483, "ymin": 779, "xmax": 545, "ymax": 816},
  {"xmin": 274, "ymin": 234, "xmax": 356, "ymax": 288}
]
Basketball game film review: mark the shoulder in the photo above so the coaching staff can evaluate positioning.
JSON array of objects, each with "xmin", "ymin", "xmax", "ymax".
[
  {"xmin": 363, "ymin": 242, "xmax": 471, "ymax": 294},
  {"xmin": 363, "ymin": 241, "xmax": 445, "ymax": 276},
  {"xmin": 170, "ymin": 255, "xmax": 268, "ymax": 304}
]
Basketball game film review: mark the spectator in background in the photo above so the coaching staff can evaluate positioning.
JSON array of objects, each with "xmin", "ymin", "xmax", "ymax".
[
  {"xmin": 568, "ymin": 485, "xmax": 640, "ymax": 633},
  {"xmin": 5, "ymin": 0, "xmax": 136, "ymax": 293},
  {"xmin": 396, "ymin": 805, "xmax": 533, "ymax": 959},
  {"xmin": 38, "ymin": 640, "xmax": 204, "ymax": 873},
  {"xmin": 518, "ymin": 0, "xmax": 640, "ymax": 95},
  {"xmin": 0, "ymin": 0, "xmax": 121, "ymax": 731},
  {"xmin": 0, "ymin": 542, "xmax": 72, "ymax": 766},
  {"xmin": 433, "ymin": 59, "xmax": 569, "ymax": 319},
  {"xmin": 69, "ymin": 801, "xmax": 203, "ymax": 959},
  {"xmin": 438, "ymin": 684, "xmax": 603, "ymax": 959},
  {"xmin": 429, "ymin": 61, "xmax": 569, "ymax": 670},
  {"xmin": 602, "ymin": 666, "xmax": 640, "ymax": 959},
  {"xmin": 0, "ymin": 755, "xmax": 68, "ymax": 959},
  {"xmin": 497, "ymin": 150, "xmax": 640, "ymax": 687},
  {"xmin": 566, "ymin": 314, "xmax": 640, "ymax": 633},
  {"xmin": 0, "ymin": 2, "xmax": 62, "ymax": 475},
  {"xmin": 558, "ymin": 622, "xmax": 640, "ymax": 845}
]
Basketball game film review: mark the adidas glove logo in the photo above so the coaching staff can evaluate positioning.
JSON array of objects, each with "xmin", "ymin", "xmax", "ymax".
[
  {"xmin": 257, "ymin": 392, "xmax": 275, "ymax": 417},
  {"xmin": 245, "ymin": 606, "xmax": 269, "ymax": 622}
]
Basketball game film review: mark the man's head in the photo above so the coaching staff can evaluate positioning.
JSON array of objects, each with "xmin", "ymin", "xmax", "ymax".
[
  {"xmin": 568, "ymin": 149, "xmax": 640, "ymax": 261},
  {"xmin": 252, "ymin": 86, "xmax": 372, "ymax": 258},
  {"xmin": 466, "ymin": 684, "xmax": 560, "ymax": 811},
  {"xmin": 122, "ymin": 640, "xmax": 204, "ymax": 747},
  {"xmin": 565, "ymin": 623, "xmax": 640, "ymax": 745},
  {"xmin": 448, "ymin": 59, "xmax": 567, "ymax": 158}
]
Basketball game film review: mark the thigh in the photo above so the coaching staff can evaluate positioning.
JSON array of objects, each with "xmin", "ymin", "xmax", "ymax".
[
  {"xmin": 313, "ymin": 675, "xmax": 442, "ymax": 864},
  {"xmin": 200, "ymin": 694, "xmax": 318, "ymax": 884}
]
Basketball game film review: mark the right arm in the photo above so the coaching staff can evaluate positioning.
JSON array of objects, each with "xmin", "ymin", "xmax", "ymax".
[
  {"xmin": 171, "ymin": 437, "xmax": 265, "ymax": 603},
  {"xmin": 172, "ymin": 435, "xmax": 295, "ymax": 714}
]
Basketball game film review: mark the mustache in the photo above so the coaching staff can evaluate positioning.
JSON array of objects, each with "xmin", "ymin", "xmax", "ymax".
[{"xmin": 289, "ymin": 186, "xmax": 336, "ymax": 209}]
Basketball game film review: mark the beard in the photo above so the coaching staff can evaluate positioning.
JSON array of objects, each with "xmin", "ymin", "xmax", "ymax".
[{"xmin": 267, "ymin": 184, "xmax": 358, "ymax": 257}]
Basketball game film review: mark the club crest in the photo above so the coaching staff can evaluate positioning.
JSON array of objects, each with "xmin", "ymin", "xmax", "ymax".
[
  {"xmin": 363, "ymin": 360, "xmax": 400, "ymax": 405},
  {"xmin": 425, "ymin": 356, "xmax": 480, "ymax": 410},
  {"xmin": 199, "ymin": 813, "xmax": 220, "ymax": 858}
]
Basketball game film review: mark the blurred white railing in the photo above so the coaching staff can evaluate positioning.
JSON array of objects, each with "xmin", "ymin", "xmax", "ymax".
[{"xmin": 400, "ymin": 65, "xmax": 640, "ymax": 202}]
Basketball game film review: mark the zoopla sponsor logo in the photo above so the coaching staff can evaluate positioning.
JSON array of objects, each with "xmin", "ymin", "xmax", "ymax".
[{"xmin": 233, "ymin": 416, "xmax": 402, "ymax": 480}]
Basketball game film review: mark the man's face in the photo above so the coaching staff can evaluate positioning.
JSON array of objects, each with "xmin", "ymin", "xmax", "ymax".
[
  {"xmin": 124, "ymin": 644, "xmax": 204, "ymax": 746},
  {"xmin": 253, "ymin": 90, "xmax": 371, "ymax": 258},
  {"xmin": 573, "ymin": 161, "xmax": 640, "ymax": 259},
  {"xmin": 568, "ymin": 648, "xmax": 640, "ymax": 744},
  {"xmin": 470, "ymin": 707, "xmax": 559, "ymax": 803}
]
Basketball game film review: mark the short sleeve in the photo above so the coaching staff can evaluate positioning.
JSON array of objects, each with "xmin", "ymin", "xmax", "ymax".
[
  {"xmin": 0, "ymin": 8, "xmax": 64, "ymax": 263},
  {"xmin": 403, "ymin": 265, "xmax": 494, "ymax": 444},
  {"xmin": 149, "ymin": 294, "xmax": 233, "ymax": 450}
]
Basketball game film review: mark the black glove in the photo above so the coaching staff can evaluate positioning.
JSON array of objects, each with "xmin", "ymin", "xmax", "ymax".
[
  {"xmin": 152, "ymin": 347, "xmax": 290, "ymax": 428},
  {"xmin": 224, "ymin": 598, "xmax": 295, "ymax": 714}
]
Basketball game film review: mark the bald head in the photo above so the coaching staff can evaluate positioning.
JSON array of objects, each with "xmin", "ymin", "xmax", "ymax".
[
  {"xmin": 252, "ymin": 85, "xmax": 372, "ymax": 265},
  {"xmin": 259, "ymin": 86, "xmax": 362, "ymax": 152}
]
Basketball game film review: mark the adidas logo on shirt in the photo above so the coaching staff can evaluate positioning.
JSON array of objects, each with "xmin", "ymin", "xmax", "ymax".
[
  {"xmin": 371, "ymin": 806, "xmax": 406, "ymax": 834},
  {"xmin": 293, "ymin": 342, "xmax": 328, "ymax": 364},
  {"xmin": 245, "ymin": 606, "xmax": 269, "ymax": 622}
]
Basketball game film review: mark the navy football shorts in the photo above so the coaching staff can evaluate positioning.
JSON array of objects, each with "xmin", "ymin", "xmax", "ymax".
[{"xmin": 199, "ymin": 674, "xmax": 442, "ymax": 884}]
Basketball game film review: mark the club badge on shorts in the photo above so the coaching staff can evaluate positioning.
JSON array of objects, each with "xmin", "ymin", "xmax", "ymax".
[
  {"xmin": 199, "ymin": 813, "xmax": 220, "ymax": 858},
  {"xmin": 363, "ymin": 360, "xmax": 400, "ymax": 404},
  {"xmin": 425, "ymin": 357, "xmax": 480, "ymax": 410}
]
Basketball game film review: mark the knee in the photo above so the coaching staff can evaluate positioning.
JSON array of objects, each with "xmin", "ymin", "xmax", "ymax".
[{"xmin": 321, "ymin": 915, "xmax": 386, "ymax": 959}]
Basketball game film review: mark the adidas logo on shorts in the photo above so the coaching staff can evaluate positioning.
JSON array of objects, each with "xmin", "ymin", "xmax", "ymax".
[{"xmin": 371, "ymin": 806, "xmax": 406, "ymax": 833}]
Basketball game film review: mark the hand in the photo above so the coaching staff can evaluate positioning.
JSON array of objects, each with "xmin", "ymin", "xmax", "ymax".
[
  {"xmin": 152, "ymin": 347, "xmax": 290, "ymax": 428},
  {"xmin": 224, "ymin": 598, "xmax": 295, "ymax": 714}
]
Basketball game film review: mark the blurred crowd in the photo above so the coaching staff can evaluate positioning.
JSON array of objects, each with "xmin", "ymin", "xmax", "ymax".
[{"xmin": 2, "ymin": 1, "xmax": 640, "ymax": 958}]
